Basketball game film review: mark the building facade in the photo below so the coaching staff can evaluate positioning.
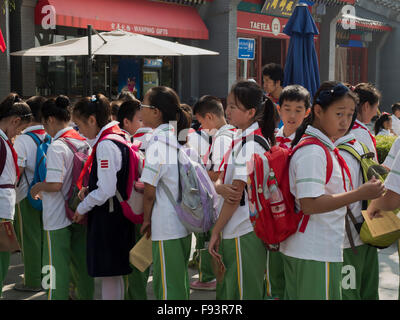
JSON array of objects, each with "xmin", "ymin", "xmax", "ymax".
[{"xmin": 0, "ymin": 0, "xmax": 399, "ymax": 110}]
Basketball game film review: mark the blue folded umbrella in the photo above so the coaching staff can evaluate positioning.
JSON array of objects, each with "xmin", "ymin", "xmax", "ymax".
[{"xmin": 283, "ymin": 3, "xmax": 320, "ymax": 99}]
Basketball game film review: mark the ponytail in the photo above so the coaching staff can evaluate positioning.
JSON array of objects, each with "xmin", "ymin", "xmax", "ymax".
[
  {"xmin": 259, "ymin": 96, "xmax": 276, "ymax": 146},
  {"xmin": 177, "ymin": 106, "xmax": 190, "ymax": 145},
  {"xmin": 291, "ymin": 112, "xmax": 313, "ymax": 147}
]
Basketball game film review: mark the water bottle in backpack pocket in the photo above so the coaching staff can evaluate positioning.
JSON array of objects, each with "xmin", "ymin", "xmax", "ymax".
[{"xmin": 25, "ymin": 132, "xmax": 51, "ymax": 211}]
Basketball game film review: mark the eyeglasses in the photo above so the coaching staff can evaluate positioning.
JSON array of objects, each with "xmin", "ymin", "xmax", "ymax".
[{"xmin": 140, "ymin": 104, "xmax": 156, "ymax": 110}]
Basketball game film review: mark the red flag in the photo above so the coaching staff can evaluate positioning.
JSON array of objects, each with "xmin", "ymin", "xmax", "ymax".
[{"xmin": 0, "ymin": 28, "xmax": 6, "ymax": 53}]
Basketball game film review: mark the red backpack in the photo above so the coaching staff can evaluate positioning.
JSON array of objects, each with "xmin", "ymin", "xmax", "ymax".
[{"xmin": 247, "ymin": 134, "xmax": 333, "ymax": 250}]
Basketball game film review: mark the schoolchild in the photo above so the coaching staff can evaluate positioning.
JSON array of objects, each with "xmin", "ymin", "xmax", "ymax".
[
  {"xmin": 0, "ymin": 93, "xmax": 32, "ymax": 295},
  {"xmin": 275, "ymin": 85, "xmax": 310, "ymax": 149},
  {"xmin": 374, "ymin": 112, "xmax": 394, "ymax": 136},
  {"xmin": 190, "ymin": 95, "xmax": 237, "ymax": 293},
  {"xmin": 262, "ymin": 85, "xmax": 310, "ymax": 300},
  {"xmin": 14, "ymin": 96, "xmax": 46, "ymax": 292},
  {"xmin": 208, "ymin": 80, "xmax": 277, "ymax": 300},
  {"xmin": 367, "ymin": 144, "xmax": 400, "ymax": 301},
  {"xmin": 335, "ymin": 132, "xmax": 380, "ymax": 300},
  {"xmin": 71, "ymin": 94, "xmax": 136, "ymax": 300},
  {"xmin": 351, "ymin": 83, "xmax": 381, "ymax": 160},
  {"xmin": 117, "ymin": 98, "xmax": 150, "ymax": 300},
  {"xmin": 117, "ymin": 99, "xmax": 142, "ymax": 141},
  {"xmin": 390, "ymin": 102, "xmax": 400, "ymax": 136},
  {"xmin": 30, "ymin": 96, "xmax": 94, "ymax": 300},
  {"xmin": 383, "ymin": 136, "xmax": 400, "ymax": 170},
  {"xmin": 280, "ymin": 81, "xmax": 385, "ymax": 300},
  {"xmin": 139, "ymin": 86, "xmax": 192, "ymax": 300}
]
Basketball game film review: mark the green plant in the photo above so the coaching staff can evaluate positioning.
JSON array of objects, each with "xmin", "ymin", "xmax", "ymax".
[
  {"xmin": 376, "ymin": 135, "xmax": 397, "ymax": 164},
  {"xmin": 2, "ymin": 0, "xmax": 15, "ymax": 15}
]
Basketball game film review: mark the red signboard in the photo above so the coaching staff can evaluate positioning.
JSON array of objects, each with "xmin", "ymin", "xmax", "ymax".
[{"xmin": 237, "ymin": 11, "xmax": 289, "ymax": 39}]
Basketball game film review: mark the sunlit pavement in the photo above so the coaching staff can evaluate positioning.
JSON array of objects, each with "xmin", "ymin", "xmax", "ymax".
[{"xmin": 1, "ymin": 235, "xmax": 398, "ymax": 300}]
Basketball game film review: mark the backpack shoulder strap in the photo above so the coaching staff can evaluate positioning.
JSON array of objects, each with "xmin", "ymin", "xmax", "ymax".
[
  {"xmin": 241, "ymin": 134, "xmax": 271, "ymax": 152},
  {"xmin": 292, "ymin": 137, "xmax": 333, "ymax": 184},
  {"xmin": 337, "ymin": 143, "xmax": 362, "ymax": 162},
  {"xmin": 0, "ymin": 137, "xmax": 6, "ymax": 177},
  {"xmin": 59, "ymin": 137, "xmax": 79, "ymax": 154},
  {"xmin": 25, "ymin": 132, "xmax": 41, "ymax": 147}
]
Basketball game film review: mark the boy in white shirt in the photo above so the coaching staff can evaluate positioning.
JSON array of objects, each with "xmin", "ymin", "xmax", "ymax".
[
  {"xmin": 14, "ymin": 96, "xmax": 47, "ymax": 292},
  {"xmin": 191, "ymin": 95, "xmax": 236, "ymax": 292},
  {"xmin": 275, "ymin": 85, "xmax": 310, "ymax": 149}
]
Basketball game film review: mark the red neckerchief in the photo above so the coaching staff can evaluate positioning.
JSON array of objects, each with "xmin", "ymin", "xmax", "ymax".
[
  {"xmin": 3, "ymin": 138, "xmax": 20, "ymax": 180},
  {"xmin": 59, "ymin": 129, "xmax": 86, "ymax": 141},
  {"xmin": 77, "ymin": 124, "xmax": 124, "ymax": 190},
  {"xmin": 30, "ymin": 129, "xmax": 46, "ymax": 135},
  {"xmin": 267, "ymin": 93, "xmax": 279, "ymax": 106},
  {"xmin": 133, "ymin": 131, "xmax": 146, "ymax": 139},
  {"xmin": 352, "ymin": 121, "xmax": 377, "ymax": 156},
  {"xmin": 276, "ymin": 136, "xmax": 292, "ymax": 150},
  {"xmin": 303, "ymin": 134, "xmax": 353, "ymax": 191}
]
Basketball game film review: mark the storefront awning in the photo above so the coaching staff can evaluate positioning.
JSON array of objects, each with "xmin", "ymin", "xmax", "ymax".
[
  {"xmin": 0, "ymin": 28, "xmax": 6, "ymax": 52},
  {"xmin": 35, "ymin": 0, "xmax": 209, "ymax": 40},
  {"xmin": 337, "ymin": 14, "xmax": 392, "ymax": 32}
]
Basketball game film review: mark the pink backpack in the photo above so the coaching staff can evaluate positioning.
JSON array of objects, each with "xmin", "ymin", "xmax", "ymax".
[
  {"xmin": 101, "ymin": 134, "xmax": 144, "ymax": 224},
  {"xmin": 60, "ymin": 138, "xmax": 90, "ymax": 225}
]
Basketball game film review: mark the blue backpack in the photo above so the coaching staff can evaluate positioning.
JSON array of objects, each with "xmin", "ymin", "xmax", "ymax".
[{"xmin": 24, "ymin": 132, "xmax": 51, "ymax": 211}]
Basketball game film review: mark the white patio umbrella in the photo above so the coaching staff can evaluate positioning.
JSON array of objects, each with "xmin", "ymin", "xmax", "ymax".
[
  {"xmin": 10, "ymin": 29, "xmax": 219, "ymax": 57},
  {"xmin": 11, "ymin": 27, "xmax": 219, "ymax": 95}
]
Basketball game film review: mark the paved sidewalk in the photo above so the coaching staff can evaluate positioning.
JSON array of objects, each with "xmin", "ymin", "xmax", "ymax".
[{"xmin": 1, "ymin": 236, "xmax": 398, "ymax": 300}]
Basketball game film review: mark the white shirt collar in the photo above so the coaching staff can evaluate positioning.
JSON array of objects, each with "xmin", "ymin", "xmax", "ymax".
[
  {"xmin": 276, "ymin": 126, "xmax": 295, "ymax": 141},
  {"xmin": 153, "ymin": 123, "xmax": 175, "ymax": 136},
  {"xmin": 304, "ymin": 125, "xmax": 335, "ymax": 150},
  {"xmin": 334, "ymin": 133, "xmax": 356, "ymax": 147},
  {"xmin": 239, "ymin": 122, "xmax": 259, "ymax": 138},
  {"xmin": 0, "ymin": 129, "xmax": 8, "ymax": 141},
  {"xmin": 134, "ymin": 127, "xmax": 153, "ymax": 135},
  {"xmin": 53, "ymin": 127, "xmax": 74, "ymax": 140},
  {"xmin": 92, "ymin": 121, "xmax": 120, "ymax": 145},
  {"xmin": 22, "ymin": 125, "xmax": 45, "ymax": 134},
  {"xmin": 355, "ymin": 119, "xmax": 369, "ymax": 130}
]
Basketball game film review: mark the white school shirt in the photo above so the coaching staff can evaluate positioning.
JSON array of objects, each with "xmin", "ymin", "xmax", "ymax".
[
  {"xmin": 206, "ymin": 124, "xmax": 236, "ymax": 172},
  {"xmin": 376, "ymin": 129, "xmax": 394, "ymax": 137},
  {"xmin": 140, "ymin": 123, "xmax": 190, "ymax": 241},
  {"xmin": 275, "ymin": 126, "xmax": 295, "ymax": 149},
  {"xmin": 383, "ymin": 136, "xmax": 400, "ymax": 170},
  {"xmin": 14, "ymin": 125, "xmax": 47, "ymax": 203},
  {"xmin": 221, "ymin": 122, "xmax": 268, "ymax": 240},
  {"xmin": 383, "ymin": 148, "xmax": 400, "ymax": 197},
  {"xmin": 351, "ymin": 119, "xmax": 377, "ymax": 161},
  {"xmin": 42, "ymin": 127, "xmax": 89, "ymax": 231},
  {"xmin": 279, "ymin": 125, "xmax": 351, "ymax": 262},
  {"xmin": 335, "ymin": 134, "xmax": 364, "ymax": 249},
  {"xmin": 132, "ymin": 127, "xmax": 153, "ymax": 151},
  {"xmin": 0, "ymin": 129, "xmax": 17, "ymax": 220},
  {"xmin": 391, "ymin": 115, "xmax": 400, "ymax": 136},
  {"xmin": 187, "ymin": 129, "xmax": 210, "ymax": 160},
  {"xmin": 76, "ymin": 121, "xmax": 123, "ymax": 215}
]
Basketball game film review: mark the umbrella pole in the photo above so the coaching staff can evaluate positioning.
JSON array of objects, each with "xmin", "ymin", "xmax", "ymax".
[{"xmin": 88, "ymin": 24, "xmax": 93, "ymax": 96}]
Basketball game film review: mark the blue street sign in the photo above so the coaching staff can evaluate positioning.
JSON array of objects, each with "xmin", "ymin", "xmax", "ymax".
[{"xmin": 238, "ymin": 38, "xmax": 255, "ymax": 60}]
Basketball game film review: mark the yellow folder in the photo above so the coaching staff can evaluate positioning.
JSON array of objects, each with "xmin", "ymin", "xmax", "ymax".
[{"xmin": 129, "ymin": 236, "xmax": 152, "ymax": 272}]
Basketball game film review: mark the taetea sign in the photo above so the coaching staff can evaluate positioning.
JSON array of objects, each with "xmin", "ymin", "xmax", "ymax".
[{"xmin": 238, "ymin": 38, "xmax": 255, "ymax": 60}]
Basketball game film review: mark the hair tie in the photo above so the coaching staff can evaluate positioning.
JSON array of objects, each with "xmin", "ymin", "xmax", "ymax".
[
  {"xmin": 91, "ymin": 95, "xmax": 97, "ymax": 102},
  {"xmin": 315, "ymin": 83, "xmax": 349, "ymax": 106}
]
